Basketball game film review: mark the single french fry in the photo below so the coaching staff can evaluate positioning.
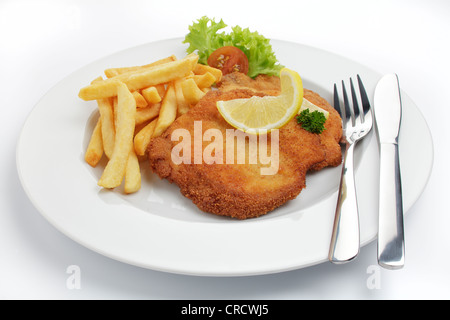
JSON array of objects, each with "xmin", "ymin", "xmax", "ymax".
[
  {"xmin": 132, "ymin": 91, "xmax": 148, "ymax": 108},
  {"xmin": 135, "ymin": 103, "xmax": 161, "ymax": 125},
  {"xmin": 97, "ymin": 98, "xmax": 115, "ymax": 159},
  {"xmin": 91, "ymin": 76, "xmax": 104, "ymax": 84},
  {"xmin": 79, "ymin": 53, "xmax": 199, "ymax": 101},
  {"xmin": 98, "ymin": 82, "xmax": 136, "ymax": 189},
  {"xmin": 193, "ymin": 72, "xmax": 216, "ymax": 89},
  {"xmin": 193, "ymin": 63, "xmax": 222, "ymax": 82},
  {"xmin": 104, "ymin": 55, "xmax": 177, "ymax": 78},
  {"xmin": 104, "ymin": 70, "xmax": 120, "ymax": 79},
  {"xmin": 134, "ymin": 118, "xmax": 157, "ymax": 156},
  {"xmin": 85, "ymin": 117, "xmax": 103, "ymax": 167},
  {"xmin": 174, "ymin": 79, "xmax": 190, "ymax": 116},
  {"xmin": 141, "ymin": 86, "xmax": 162, "ymax": 104},
  {"xmin": 124, "ymin": 148, "xmax": 141, "ymax": 194},
  {"xmin": 180, "ymin": 78, "xmax": 206, "ymax": 106},
  {"xmin": 152, "ymin": 84, "xmax": 177, "ymax": 138}
]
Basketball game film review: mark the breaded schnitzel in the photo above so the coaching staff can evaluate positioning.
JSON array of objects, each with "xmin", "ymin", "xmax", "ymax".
[
  {"xmin": 147, "ymin": 74, "xmax": 342, "ymax": 219},
  {"xmin": 218, "ymin": 72, "xmax": 283, "ymax": 96}
]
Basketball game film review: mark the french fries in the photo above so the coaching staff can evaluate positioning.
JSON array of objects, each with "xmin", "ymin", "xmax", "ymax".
[
  {"xmin": 174, "ymin": 79, "xmax": 190, "ymax": 116},
  {"xmin": 98, "ymin": 82, "xmax": 136, "ymax": 189},
  {"xmin": 78, "ymin": 53, "xmax": 199, "ymax": 101},
  {"xmin": 104, "ymin": 55, "xmax": 177, "ymax": 78},
  {"xmin": 124, "ymin": 148, "xmax": 141, "ymax": 194},
  {"xmin": 152, "ymin": 83, "xmax": 177, "ymax": 138},
  {"xmin": 81, "ymin": 53, "xmax": 222, "ymax": 193},
  {"xmin": 134, "ymin": 118, "xmax": 158, "ymax": 156},
  {"xmin": 97, "ymin": 97, "xmax": 115, "ymax": 159},
  {"xmin": 181, "ymin": 78, "xmax": 206, "ymax": 106},
  {"xmin": 135, "ymin": 103, "xmax": 161, "ymax": 125},
  {"xmin": 132, "ymin": 91, "xmax": 148, "ymax": 108},
  {"xmin": 84, "ymin": 117, "xmax": 103, "ymax": 167},
  {"xmin": 141, "ymin": 86, "xmax": 162, "ymax": 104},
  {"xmin": 193, "ymin": 63, "xmax": 222, "ymax": 82},
  {"xmin": 193, "ymin": 72, "xmax": 216, "ymax": 89}
]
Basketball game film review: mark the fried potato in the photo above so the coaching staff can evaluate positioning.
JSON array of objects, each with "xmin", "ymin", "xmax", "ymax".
[
  {"xmin": 79, "ymin": 53, "xmax": 199, "ymax": 101},
  {"xmin": 91, "ymin": 76, "xmax": 104, "ymax": 84},
  {"xmin": 155, "ymin": 84, "xmax": 166, "ymax": 99},
  {"xmin": 180, "ymin": 78, "xmax": 206, "ymax": 106},
  {"xmin": 134, "ymin": 118, "xmax": 157, "ymax": 156},
  {"xmin": 193, "ymin": 72, "xmax": 216, "ymax": 89},
  {"xmin": 98, "ymin": 82, "xmax": 136, "ymax": 189},
  {"xmin": 141, "ymin": 86, "xmax": 162, "ymax": 104},
  {"xmin": 193, "ymin": 63, "xmax": 222, "ymax": 82},
  {"xmin": 90, "ymin": 77, "xmax": 116, "ymax": 159},
  {"xmin": 124, "ymin": 148, "xmax": 141, "ymax": 194},
  {"xmin": 97, "ymin": 98, "xmax": 115, "ymax": 159},
  {"xmin": 85, "ymin": 117, "xmax": 103, "ymax": 167},
  {"xmin": 135, "ymin": 103, "xmax": 161, "ymax": 125},
  {"xmin": 132, "ymin": 91, "xmax": 148, "ymax": 108},
  {"xmin": 152, "ymin": 84, "xmax": 177, "ymax": 138},
  {"xmin": 104, "ymin": 55, "xmax": 177, "ymax": 78},
  {"xmin": 174, "ymin": 78, "xmax": 190, "ymax": 116}
]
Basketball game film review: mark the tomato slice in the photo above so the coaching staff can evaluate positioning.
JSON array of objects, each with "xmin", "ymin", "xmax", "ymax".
[{"xmin": 207, "ymin": 46, "xmax": 249, "ymax": 75}]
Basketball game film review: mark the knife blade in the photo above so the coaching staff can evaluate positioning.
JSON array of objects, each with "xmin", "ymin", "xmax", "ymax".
[{"xmin": 374, "ymin": 74, "xmax": 405, "ymax": 270}]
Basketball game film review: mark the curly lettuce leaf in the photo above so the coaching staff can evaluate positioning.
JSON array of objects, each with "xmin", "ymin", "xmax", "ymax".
[
  {"xmin": 183, "ymin": 16, "xmax": 227, "ymax": 65},
  {"xmin": 183, "ymin": 17, "xmax": 284, "ymax": 78}
]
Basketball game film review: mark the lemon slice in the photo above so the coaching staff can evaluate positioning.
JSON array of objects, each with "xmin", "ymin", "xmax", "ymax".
[
  {"xmin": 217, "ymin": 68, "xmax": 303, "ymax": 134},
  {"xmin": 299, "ymin": 99, "xmax": 330, "ymax": 119}
]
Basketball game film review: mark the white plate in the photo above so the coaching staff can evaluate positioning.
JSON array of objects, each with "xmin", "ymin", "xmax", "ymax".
[{"xmin": 16, "ymin": 38, "xmax": 433, "ymax": 276}]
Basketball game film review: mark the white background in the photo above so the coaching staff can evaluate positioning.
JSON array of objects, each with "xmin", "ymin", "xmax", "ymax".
[{"xmin": 1, "ymin": 0, "xmax": 449, "ymax": 299}]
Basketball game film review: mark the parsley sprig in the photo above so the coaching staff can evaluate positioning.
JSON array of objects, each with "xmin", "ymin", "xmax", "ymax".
[{"xmin": 296, "ymin": 109, "xmax": 326, "ymax": 134}]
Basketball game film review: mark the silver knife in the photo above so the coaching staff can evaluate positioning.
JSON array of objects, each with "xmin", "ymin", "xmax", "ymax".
[{"xmin": 374, "ymin": 74, "xmax": 405, "ymax": 270}]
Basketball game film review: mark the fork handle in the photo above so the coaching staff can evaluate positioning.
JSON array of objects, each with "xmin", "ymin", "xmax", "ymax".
[
  {"xmin": 377, "ymin": 142, "xmax": 405, "ymax": 269},
  {"xmin": 329, "ymin": 143, "xmax": 360, "ymax": 264}
]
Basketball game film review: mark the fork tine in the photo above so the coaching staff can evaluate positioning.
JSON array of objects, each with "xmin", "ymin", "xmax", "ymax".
[
  {"xmin": 357, "ymin": 74, "xmax": 371, "ymax": 115},
  {"xmin": 350, "ymin": 78, "xmax": 362, "ymax": 124},
  {"xmin": 333, "ymin": 83, "xmax": 340, "ymax": 113},
  {"xmin": 342, "ymin": 80, "xmax": 352, "ymax": 126},
  {"xmin": 333, "ymin": 83, "xmax": 345, "ymax": 129}
]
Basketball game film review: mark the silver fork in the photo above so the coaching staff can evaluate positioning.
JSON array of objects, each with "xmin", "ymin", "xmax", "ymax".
[{"xmin": 329, "ymin": 75, "xmax": 373, "ymax": 264}]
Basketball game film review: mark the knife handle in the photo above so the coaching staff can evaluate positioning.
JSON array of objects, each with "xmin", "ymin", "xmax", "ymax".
[
  {"xmin": 377, "ymin": 142, "xmax": 405, "ymax": 269},
  {"xmin": 329, "ymin": 143, "xmax": 360, "ymax": 264}
]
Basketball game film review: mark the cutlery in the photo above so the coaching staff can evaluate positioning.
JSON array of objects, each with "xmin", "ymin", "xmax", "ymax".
[
  {"xmin": 329, "ymin": 75, "xmax": 373, "ymax": 264},
  {"xmin": 374, "ymin": 74, "xmax": 405, "ymax": 270}
]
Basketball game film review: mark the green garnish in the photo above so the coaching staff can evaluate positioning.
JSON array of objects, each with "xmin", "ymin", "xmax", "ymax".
[
  {"xmin": 296, "ymin": 109, "xmax": 327, "ymax": 134},
  {"xmin": 183, "ymin": 16, "xmax": 284, "ymax": 78}
]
